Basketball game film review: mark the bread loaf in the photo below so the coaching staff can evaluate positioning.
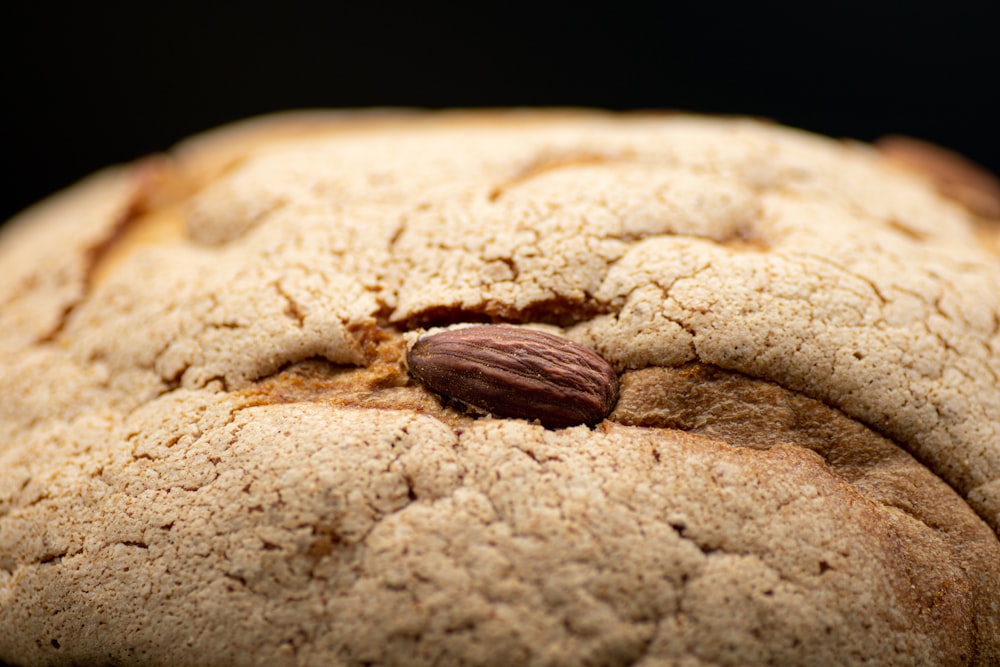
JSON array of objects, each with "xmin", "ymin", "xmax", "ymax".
[{"xmin": 1, "ymin": 110, "xmax": 998, "ymax": 665}]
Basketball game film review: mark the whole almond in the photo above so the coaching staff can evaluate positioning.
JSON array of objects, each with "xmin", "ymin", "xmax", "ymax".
[{"xmin": 407, "ymin": 325, "xmax": 619, "ymax": 429}]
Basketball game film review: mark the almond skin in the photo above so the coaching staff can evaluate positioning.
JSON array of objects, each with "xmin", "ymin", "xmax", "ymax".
[{"xmin": 407, "ymin": 325, "xmax": 619, "ymax": 429}]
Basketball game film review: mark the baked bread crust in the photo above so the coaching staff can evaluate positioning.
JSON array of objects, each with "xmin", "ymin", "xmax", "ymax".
[{"xmin": 1, "ymin": 110, "xmax": 998, "ymax": 665}]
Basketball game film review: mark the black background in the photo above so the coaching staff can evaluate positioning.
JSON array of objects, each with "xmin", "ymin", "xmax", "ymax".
[{"xmin": 2, "ymin": 0, "xmax": 998, "ymax": 226}]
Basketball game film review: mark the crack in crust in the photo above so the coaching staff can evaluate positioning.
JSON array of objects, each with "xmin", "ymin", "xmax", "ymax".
[{"xmin": 36, "ymin": 157, "xmax": 193, "ymax": 342}]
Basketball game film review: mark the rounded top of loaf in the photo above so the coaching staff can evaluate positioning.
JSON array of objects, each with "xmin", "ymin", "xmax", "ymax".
[{"xmin": 1, "ymin": 110, "xmax": 998, "ymax": 665}]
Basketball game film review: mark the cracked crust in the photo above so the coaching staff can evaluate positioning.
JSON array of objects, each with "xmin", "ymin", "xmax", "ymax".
[{"xmin": 1, "ymin": 110, "xmax": 999, "ymax": 665}]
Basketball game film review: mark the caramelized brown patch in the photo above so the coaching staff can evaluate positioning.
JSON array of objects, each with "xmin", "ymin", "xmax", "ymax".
[
  {"xmin": 488, "ymin": 151, "xmax": 622, "ymax": 201},
  {"xmin": 88, "ymin": 157, "xmax": 193, "ymax": 289},
  {"xmin": 876, "ymin": 134, "xmax": 1000, "ymax": 220},
  {"xmin": 35, "ymin": 158, "xmax": 192, "ymax": 341},
  {"xmin": 611, "ymin": 362, "xmax": 1000, "ymax": 644},
  {"xmin": 715, "ymin": 227, "xmax": 770, "ymax": 253},
  {"xmin": 611, "ymin": 363, "xmax": 985, "ymax": 530},
  {"xmin": 241, "ymin": 333, "xmax": 476, "ymax": 428},
  {"xmin": 884, "ymin": 218, "xmax": 930, "ymax": 243}
]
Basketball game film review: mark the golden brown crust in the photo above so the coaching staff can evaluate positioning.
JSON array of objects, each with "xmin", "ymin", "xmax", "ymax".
[
  {"xmin": 613, "ymin": 363, "xmax": 1000, "ymax": 649},
  {"xmin": 875, "ymin": 134, "xmax": 1000, "ymax": 220},
  {"xmin": 1, "ymin": 110, "xmax": 999, "ymax": 665}
]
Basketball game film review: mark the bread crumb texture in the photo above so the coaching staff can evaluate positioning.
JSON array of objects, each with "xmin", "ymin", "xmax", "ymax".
[{"xmin": 1, "ymin": 110, "xmax": 998, "ymax": 666}]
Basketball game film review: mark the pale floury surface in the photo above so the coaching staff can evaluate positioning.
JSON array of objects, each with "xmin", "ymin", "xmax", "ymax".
[{"xmin": 0, "ymin": 111, "xmax": 998, "ymax": 665}]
